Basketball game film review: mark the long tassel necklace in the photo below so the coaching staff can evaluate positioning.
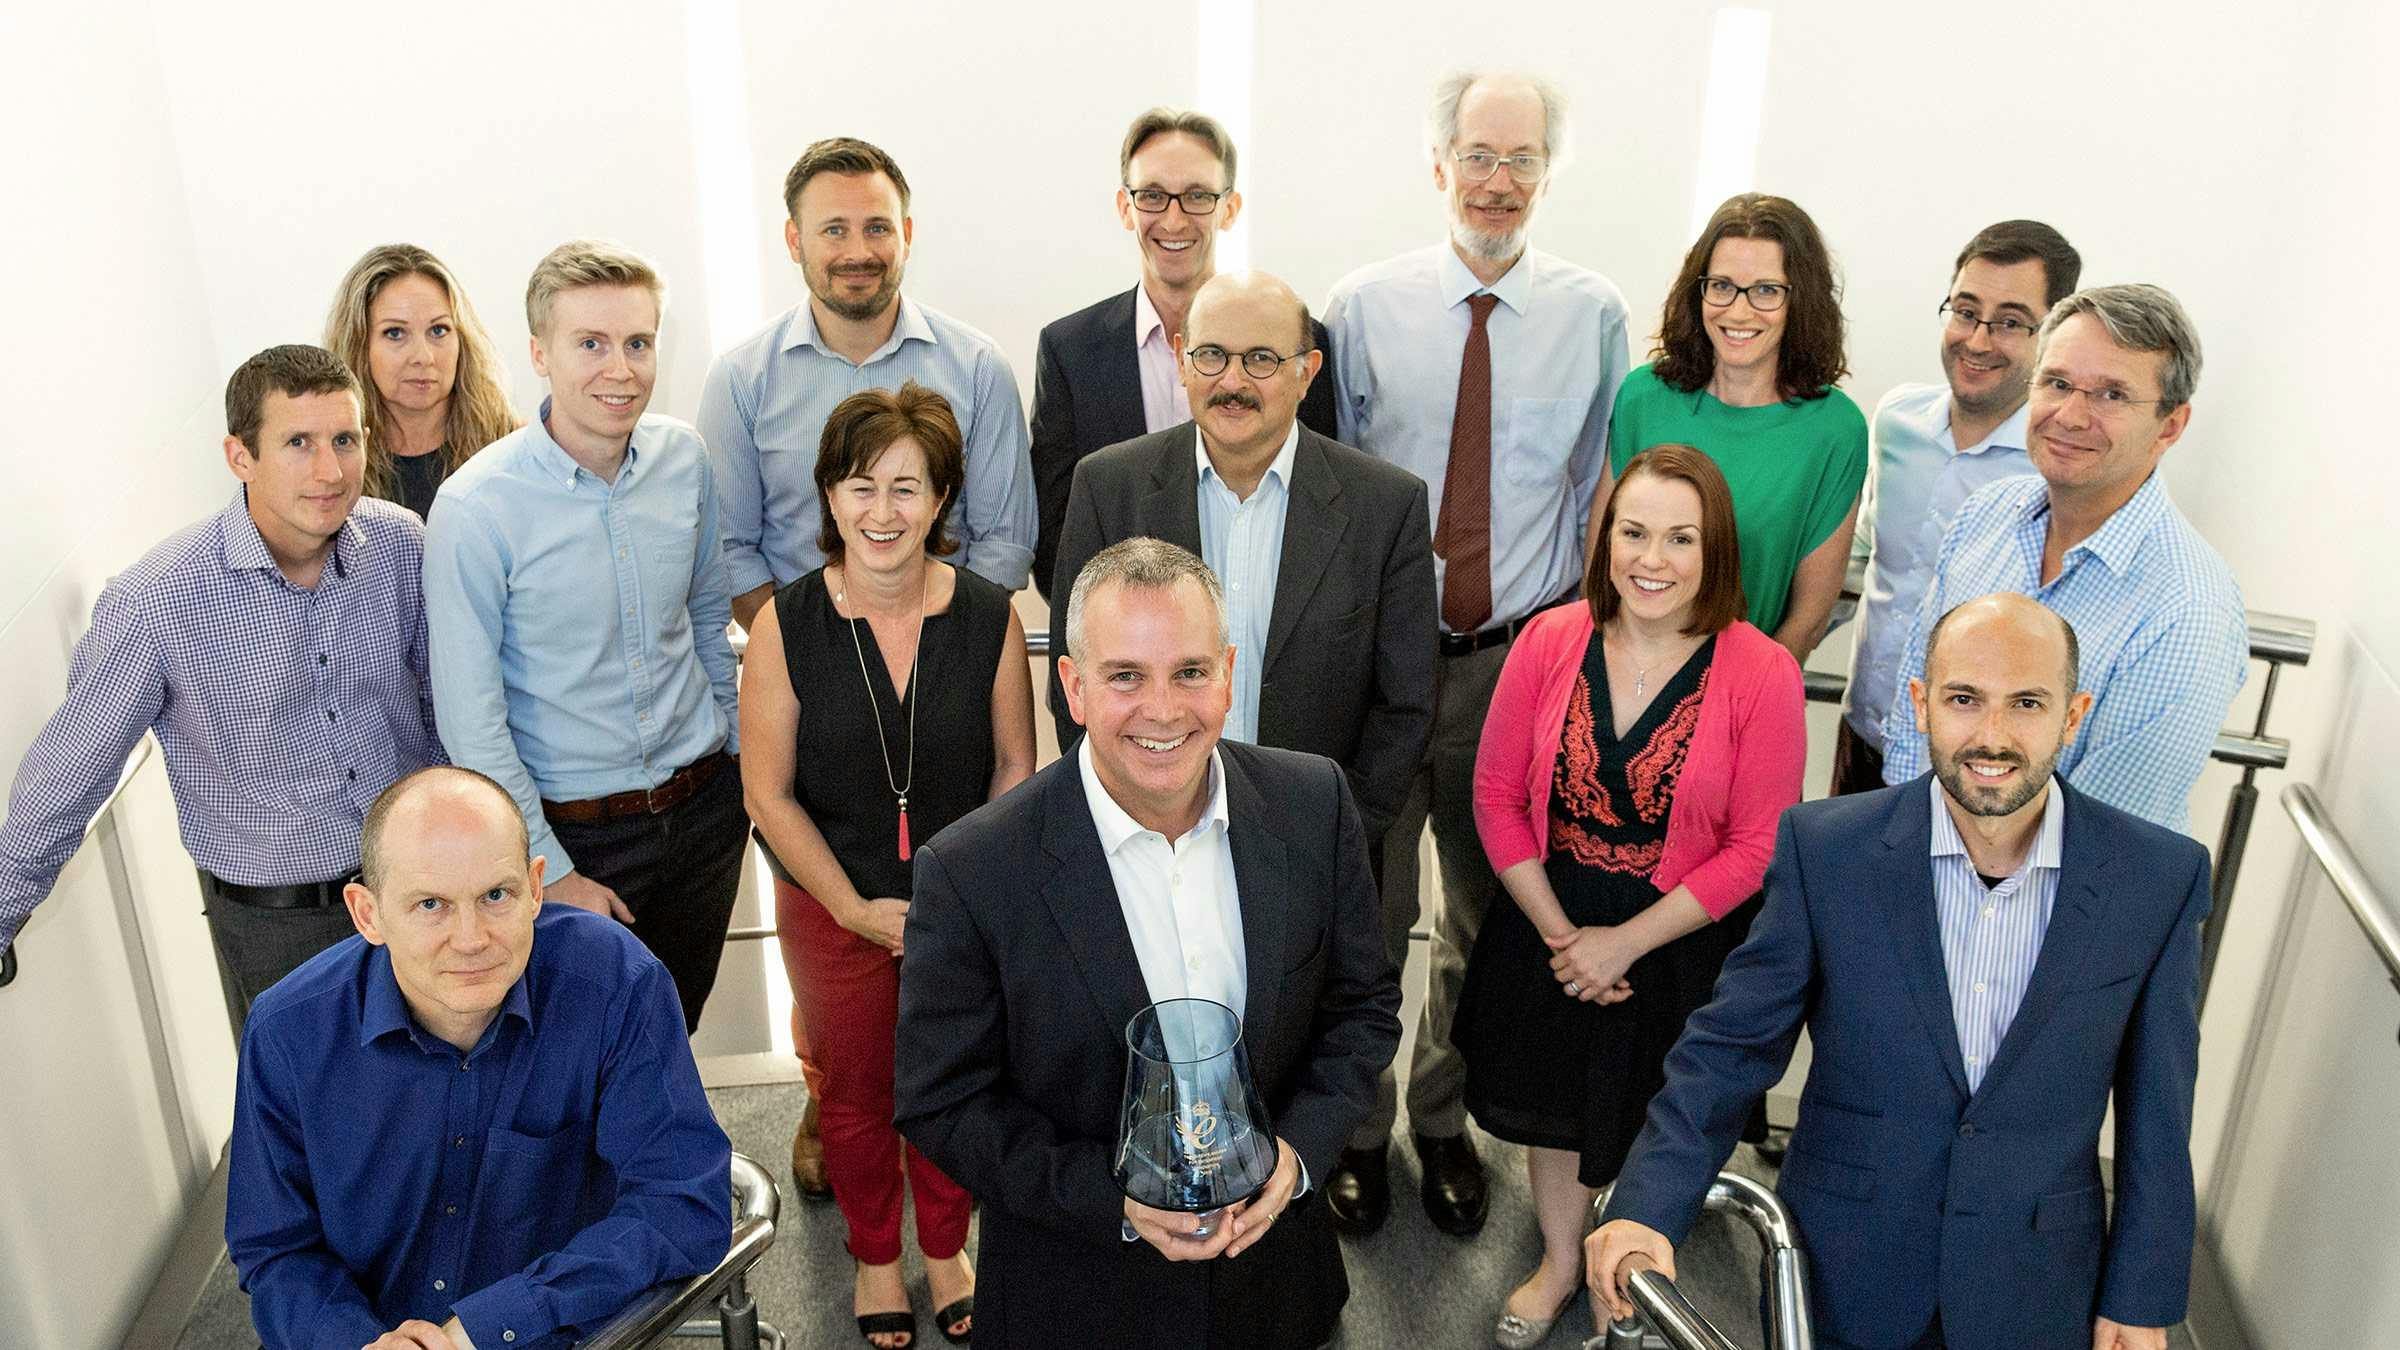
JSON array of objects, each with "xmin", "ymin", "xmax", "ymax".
[{"xmin": 838, "ymin": 566, "xmax": 926, "ymax": 861}]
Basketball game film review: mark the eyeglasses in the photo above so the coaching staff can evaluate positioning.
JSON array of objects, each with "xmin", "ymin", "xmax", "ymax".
[
  {"xmin": 2031, "ymin": 376, "xmax": 2169, "ymax": 419},
  {"xmin": 1939, "ymin": 302, "xmax": 2038, "ymax": 342},
  {"xmin": 1699, "ymin": 276, "xmax": 1789, "ymax": 311},
  {"xmin": 1125, "ymin": 186, "xmax": 1225, "ymax": 215},
  {"xmin": 1186, "ymin": 344, "xmax": 1311, "ymax": 379},
  {"xmin": 1451, "ymin": 150, "xmax": 1549, "ymax": 185}
]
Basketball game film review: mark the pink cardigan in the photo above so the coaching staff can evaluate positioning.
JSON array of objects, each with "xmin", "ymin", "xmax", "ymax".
[{"xmin": 1473, "ymin": 607, "xmax": 1806, "ymax": 919}]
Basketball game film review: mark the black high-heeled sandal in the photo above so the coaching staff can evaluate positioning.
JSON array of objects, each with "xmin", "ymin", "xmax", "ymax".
[
  {"xmin": 857, "ymin": 1309, "xmax": 917, "ymax": 1348},
  {"xmin": 933, "ymin": 1294, "xmax": 974, "ymax": 1345}
]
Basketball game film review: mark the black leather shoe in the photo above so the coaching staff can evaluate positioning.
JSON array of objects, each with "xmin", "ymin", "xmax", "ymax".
[
  {"xmin": 1415, "ymin": 1132, "xmax": 1489, "ymax": 1236},
  {"xmin": 1325, "ymin": 1145, "xmax": 1392, "ymax": 1235}
]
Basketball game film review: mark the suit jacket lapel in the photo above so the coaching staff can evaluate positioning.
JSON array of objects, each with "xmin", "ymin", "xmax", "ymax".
[
  {"xmin": 1261, "ymin": 431, "xmax": 1350, "ymax": 677},
  {"xmin": 1968, "ymin": 784, "xmax": 2107, "ymax": 1105},
  {"xmin": 1221, "ymin": 749, "xmax": 1290, "ymax": 1045},
  {"xmin": 1095, "ymin": 288, "xmax": 1150, "ymax": 448},
  {"xmin": 1139, "ymin": 430, "xmax": 1205, "ymax": 555},
  {"xmin": 1880, "ymin": 780, "xmax": 1974, "ymax": 1102},
  {"xmin": 1038, "ymin": 761, "xmax": 1154, "ymax": 1040}
]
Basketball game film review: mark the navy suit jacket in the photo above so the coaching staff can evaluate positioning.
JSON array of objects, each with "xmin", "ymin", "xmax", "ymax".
[
  {"xmin": 1029, "ymin": 286, "xmax": 1339, "ymax": 600},
  {"xmin": 1602, "ymin": 776, "xmax": 2208, "ymax": 1350}
]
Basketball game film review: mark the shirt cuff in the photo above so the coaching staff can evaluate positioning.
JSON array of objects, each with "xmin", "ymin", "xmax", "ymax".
[
  {"xmin": 722, "ymin": 549, "xmax": 776, "ymax": 599},
  {"xmin": 962, "ymin": 539, "xmax": 1034, "ymax": 592},
  {"xmin": 451, "ymin": 1273, "xmax": 552, "ymax": 1348}
]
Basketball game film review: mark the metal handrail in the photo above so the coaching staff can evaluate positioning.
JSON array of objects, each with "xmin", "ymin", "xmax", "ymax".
[
  {"xmin": 2280, "ymin": 783, "xmax": 2399, "ymax": 989},
  {"xmin": 1587, "ymin": 1171, "xmax": 1814, "ymax": 1350},
  {"xmin": 575, "ymin": 1152, "xmax": 784, "ymax": 1349}
]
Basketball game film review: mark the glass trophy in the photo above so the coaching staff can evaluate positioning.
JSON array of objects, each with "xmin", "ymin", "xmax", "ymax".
[{"xmin": 1112, "ymin": 997, "xmax": 1276, "ymax": 1240}]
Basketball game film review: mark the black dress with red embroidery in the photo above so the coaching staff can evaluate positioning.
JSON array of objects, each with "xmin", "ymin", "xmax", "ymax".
[{"xmin": 1459, "ymin": 632, "xmax": 1749, "ymax": 1185}]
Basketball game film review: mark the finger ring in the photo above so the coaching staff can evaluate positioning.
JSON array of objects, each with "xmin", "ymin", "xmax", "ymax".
[{"xmin": 1566, "ymin": 980, "xmax": 1582, "ymax": 996}]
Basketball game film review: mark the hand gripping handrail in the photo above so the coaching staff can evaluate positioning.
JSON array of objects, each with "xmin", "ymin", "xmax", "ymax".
[
  {"xmin": 1586, "ymin": 1171, "xmax": 1813, "ymax": 1350},
  {"xmin": 575, "ymin": 1152, "xmax": 784, "ymax": 1349}
]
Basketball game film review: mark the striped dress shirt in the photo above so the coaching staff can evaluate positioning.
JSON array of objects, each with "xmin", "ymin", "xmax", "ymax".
[
  {"xmin": 1878, "ymin": 472, "xmax": 2246, "ymax": 834},
  {"xmin": 0, "ymin": 493, "xmax": 442, "ymax": 950},
  {"xmin": 1194, "ymin": 423, "xmax": 1296, "ymax": 746},
  {"xmin": 1929, "ymin": 775, "xmax": 2065, "ymax": 1092}
]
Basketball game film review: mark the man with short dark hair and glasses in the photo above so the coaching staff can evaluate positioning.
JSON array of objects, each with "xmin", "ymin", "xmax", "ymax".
[
  {"xmin": 1834, "ymin": 221, "xmax": 2084, "ymax": 795},
  {"xmin": 702, "ymin": 135, "xmax": 1037, "ymax": 617},
  {"xmin": 1028, "ymin": 107, "xmax": 1339, "ymax": 602},
  {"xmin": 1320, "ymin": 68, "xmax": 1630, "ymax": 1241},
  {"xmin": 1878, "ymin": 284, "xmax": 2246, "ymax": 834},
  {"xmin": 0, "ymin": 344, "xmax": 442, "ymax": 1039}
]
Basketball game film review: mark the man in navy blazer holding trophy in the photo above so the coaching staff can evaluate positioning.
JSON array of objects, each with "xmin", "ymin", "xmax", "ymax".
[
  {"xmin": 1590, "ymin": 593, "xmax": 2206, "ymax": 1350},
  {"xmin": 896, "ymin": 538, "xmax": 1400, "ymax": 1349}
]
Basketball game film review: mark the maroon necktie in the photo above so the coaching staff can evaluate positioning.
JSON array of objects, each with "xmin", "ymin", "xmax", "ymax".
[{"xmin": 1435, "ymin": 293, "xmax": 1500, "ymax": 634}]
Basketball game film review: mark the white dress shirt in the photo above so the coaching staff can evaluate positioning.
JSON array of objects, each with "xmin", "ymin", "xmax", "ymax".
[
  {"xmin": 1195, "ymin": 424, "xmax": 1297, "ymax": 746},
  {"xmin": 1078, "ymin": 738, "xmax": 1247, "ymax": 1015},
  {"xmin": 1928, "ymin": 776, "xmax": 2065, "ymax": 1092}
]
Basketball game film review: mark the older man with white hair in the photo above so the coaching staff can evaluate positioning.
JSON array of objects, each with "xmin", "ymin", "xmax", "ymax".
[{"xmin": 1320, "ymin": 69, "xmax": 1630, "ymax": 1238}]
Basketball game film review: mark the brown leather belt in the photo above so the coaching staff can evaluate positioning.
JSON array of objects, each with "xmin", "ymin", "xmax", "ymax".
[{"xmin": 542, "ymin": 749, "xmax": 732, "ymax": 825}]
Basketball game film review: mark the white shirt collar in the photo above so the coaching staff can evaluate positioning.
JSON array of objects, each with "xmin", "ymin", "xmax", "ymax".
[
  {"xmin": 1078, "ymin": 736, "xmax": 1230, "ymax": 852},
  {"xmin": 1947, "ymin": 398, "xmax": 2033, "ymax": 457},
  {"xmin": 1194, "ymin": 419, "xmax": 1300, "ymax": 495},
  {"xmin": 1437, "ymin": 241, "xmax": 1534, "ymax": 315}
]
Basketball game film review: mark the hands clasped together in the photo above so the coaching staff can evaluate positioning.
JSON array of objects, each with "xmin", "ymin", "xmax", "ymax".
[
  {"xmin": 1122, "ymin": 1137, "xmax": 1301, "ymax": 1262},
  {"xmin": 1544, "ymin": 923, "xmax": 1639, "ymax": 1004}
]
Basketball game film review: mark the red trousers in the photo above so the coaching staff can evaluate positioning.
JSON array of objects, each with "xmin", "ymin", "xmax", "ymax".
[{"xmin": 775, "ymin": 878, "xmax": 972, "ymax": 1263}]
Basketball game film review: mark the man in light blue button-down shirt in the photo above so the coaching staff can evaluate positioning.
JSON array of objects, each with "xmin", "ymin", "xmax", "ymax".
[
  {"xmin": 1320, "ymin": 70, "xmax": 1629, "ymax": 1240},
  {"xmin": 700, "ymin": 137, "xmax": 1036, "ymax": 626},
  {"xmin": 426, "ymin": 241, "xmax": 746, "ymax": 1030},
  {"xmin": 1837, "ymin": 221, "xmax": 2083, "ymax": 795}
]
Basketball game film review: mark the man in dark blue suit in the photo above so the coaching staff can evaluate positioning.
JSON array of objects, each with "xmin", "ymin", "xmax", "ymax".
[
  {"xmin": 1028, "ymin": 108, "xmax": 1337, "ymax": 601},
  {"xmin": 1589, "ymin": 593, "xmax": 2205, "ymax": 1350}
]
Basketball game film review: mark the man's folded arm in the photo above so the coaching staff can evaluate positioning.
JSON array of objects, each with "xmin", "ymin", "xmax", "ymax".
[
  {"xmin": 225, "ymin": 1032, "xmax": 390, "ymax": 1349},
  {"xmin": 449, "ymin": 963, "xmax": 731, "ymax": 1345}
]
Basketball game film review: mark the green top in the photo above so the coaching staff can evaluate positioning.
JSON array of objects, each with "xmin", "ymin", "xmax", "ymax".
[{"xmin": 1607, "ymin": 363, "xmax": 1869, "ymax": 635}]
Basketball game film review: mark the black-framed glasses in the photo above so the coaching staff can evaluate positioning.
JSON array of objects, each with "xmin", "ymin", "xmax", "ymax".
[
  {"xmin": 1939, "ymin": 302, "xmax": 2038, "ymax": 341},
  {"xmin": 1126, "ymin": 186, "xmax": 1225, "ymax": 215},
  {"xmin": 2030, "ymin": 376, "xmax": 2169, "ymax": 418},
  {"xmin": 1451, "ymin": 150, "xmax": 1549, "ymax": 184},
  {"xmin": 1185, "ymin": 344, "xmax": 1311, "ymax": 379},
  {"xmin": 1700, "ymin": 276, "xmax": 1789, "ymax": 311}
]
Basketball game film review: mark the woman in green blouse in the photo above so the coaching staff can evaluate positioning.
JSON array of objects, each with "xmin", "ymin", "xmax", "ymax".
[{"xmin": 1604, "ymin": 194, "xmax": 1867, "ymax": 665}]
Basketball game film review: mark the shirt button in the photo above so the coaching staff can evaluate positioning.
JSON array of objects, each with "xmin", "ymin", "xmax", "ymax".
[
  {"xmin": 326, "ymin": 709, "xmax": 338, "ymax": 722},
  {"xmin": 318, "ymin": 653, "xmax": 328, "ymax": 666},
  {"xmin": 433, "ymin": 1279, "xmax": 446, "ymax": 1291},
  {"xmin": 347, "ymin": 768, "xmax": 358, "ymax": 781},
  {"xmin": 1982, "ymin": 907, "xmax": 1996, "ymax": 919},
  {"xmin": 1973, "ymin": 981, "xmax": 1987, "ymax": 993},
  {"xmin": 503, "ymin": 1333, "xmax": 517, "ymax": 1344},
  {"xmin": 454, "ymin": 1135, "xmax": 467, "ymax": 1148},
  {"xmin": 446, "ymin": 1204, "xmax": 459, "ymax": 1215},
  {"xmin": 1958, "ymin": 1123, "xmax": 1978, "ymax": 1138}
]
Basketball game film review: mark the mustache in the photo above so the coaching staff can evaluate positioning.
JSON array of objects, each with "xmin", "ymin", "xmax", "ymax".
[
  {"xmin": 1954, "ymin": 747, "xmax": 2026, "ymax": 767},
  {"xmin": 1207, "ymin": 391, "xmax": 1260, "ymax": 411},
  {"xmin": 829, "ymin": 263, "xmax": 886, "ymax": 278}
]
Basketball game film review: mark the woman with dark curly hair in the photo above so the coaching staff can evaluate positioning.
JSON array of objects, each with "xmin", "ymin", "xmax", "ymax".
[{"xmin": 1603, "ymin": 194, "xmax": 1868, "ymax": 666}]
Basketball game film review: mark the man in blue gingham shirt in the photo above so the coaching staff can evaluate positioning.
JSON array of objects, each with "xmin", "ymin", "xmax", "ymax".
[
  {"xmin": 1880, "ymin": 284, "xmax": 2246, "ymax": 834},
  {"xmin": 0, "ymin": 346, "xmax": 442, "ymax": 1035}
]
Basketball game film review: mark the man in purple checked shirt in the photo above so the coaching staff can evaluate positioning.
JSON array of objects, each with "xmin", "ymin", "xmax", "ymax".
[{"xmin": 0, "ymin": 344, "xmax": 443, "ymax": 1038}]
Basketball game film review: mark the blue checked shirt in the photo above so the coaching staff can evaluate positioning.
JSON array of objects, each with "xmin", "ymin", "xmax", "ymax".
[
  {"xmin": 1929, "ymin": 775, "xmax": 2065, "ymax": 1092},
  {"xmin": 0, "ymin": 492, "xmax": 441, "ymax": 952},
  {"xmin": 1195, "ymin": 424, "xmax": 1296, "ymax": 746},
  {"xmin": 1878, "ymin": 473, "xmax": 2246, "ymax": 834},
  {"xmin": 424, "ymin": 405, "xmax": 739, "ymax": 880},
  {"xmin": 227, "ymin": 905, "xmax": 730, "ymax": 1350},
  {"xmin": 698, "ymin": 297, "xmax": 1037, "ymax": 593},
  {"xmin": 1324, "ymin": 244, "xmax": 1629, "ymax": 631}
]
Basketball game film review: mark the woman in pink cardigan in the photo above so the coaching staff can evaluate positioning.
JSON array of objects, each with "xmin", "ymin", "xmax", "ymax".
[{"xmin": 1459, "ymin": 445, "xmax": 1806, "ymax": 1348}]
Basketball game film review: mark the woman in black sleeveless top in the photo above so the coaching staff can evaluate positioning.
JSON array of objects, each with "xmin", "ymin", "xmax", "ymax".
[{"xmin": 740, "ymin": 383, "xmax": 1034, "ymax": 1348}]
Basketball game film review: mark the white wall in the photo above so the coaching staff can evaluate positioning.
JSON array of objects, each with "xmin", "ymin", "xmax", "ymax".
[{"xmin": 3, "ymin": 1, "xmax": 2393, "ymax": 1344}]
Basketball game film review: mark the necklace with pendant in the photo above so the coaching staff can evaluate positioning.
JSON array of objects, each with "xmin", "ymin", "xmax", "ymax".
[{"xmin": 837, "ymin": 567, "xmax": 926, "ymax": 861}]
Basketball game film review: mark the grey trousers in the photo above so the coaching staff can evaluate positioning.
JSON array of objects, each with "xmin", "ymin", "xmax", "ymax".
[
  {"xmin": 1352, "ymin": 640, "xmax": 1511, "ymax": 1147},
  {"xmin": 200, "ymin": 878, "xmax": 361, "ymax": 1043}
]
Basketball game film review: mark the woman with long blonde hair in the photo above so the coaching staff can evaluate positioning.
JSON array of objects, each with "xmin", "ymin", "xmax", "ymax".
[{"xmin": 324, "ymin": 244, "xmax": 519, "ymax": 520}]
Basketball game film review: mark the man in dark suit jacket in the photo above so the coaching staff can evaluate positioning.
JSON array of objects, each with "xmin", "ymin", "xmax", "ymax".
[
  {"xmin": 896, "ymin": 538, "xmax": 1402, "ymax": 1350},
  {"xmin": 1048, "ymin": 270, "xmax": 1434, "ymax": 854},
  {"xmin": 1590, "ymin": 594, "xmax": 2204, "ymax": 1350},
  {"xmin": 1029, "ymin": 107, "xmax": 1338, "ymax": 601}
]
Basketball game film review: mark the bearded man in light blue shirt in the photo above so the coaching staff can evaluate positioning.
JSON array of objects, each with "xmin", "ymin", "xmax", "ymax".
[
  {"xmin": 1835, "ymin": 221, "xmax": 2083, "ymax": 795},
  {"xmin": 1320, "ymin": 68, "xmax": 1630, "ymax": 1241}
]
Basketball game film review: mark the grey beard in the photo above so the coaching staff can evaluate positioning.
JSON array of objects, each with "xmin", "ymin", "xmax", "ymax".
[{"xmin": 1449, "ymin": 218, "xmax": 1525, "ymax": 263}]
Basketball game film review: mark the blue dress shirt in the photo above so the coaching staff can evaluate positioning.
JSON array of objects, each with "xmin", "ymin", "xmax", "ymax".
[
  {"xmin": 424, "ymin": 404, "xmax": 739, "ymax": 878},
  {"xmin": 0, "ymin": 492, "xmax": 441, "ymax": 950},
  {"xmin": 698, "ymin": 297, "xmax": 1038, "ymax": 592},
  {"xmin": 1879, "ymin": 473, "xmax": 2247, "ymax": 833},
  {"xmin": 1323, "ymin": 243, "xmax": 1629, "ymax": 631},
  {"xmin": 1844, "ymin": 385, "xmax": 2036, "ymax": 745},
  {"xmin": 1195, "ymin": 424, "xmax": 1296, "ymax": 745},
  {"xmin": 1928, "ymin": 775, "xmax": 2064, "ymax": 1091},
  {"xmin": 226, "ymin": 905, "xmax": 731, "ymax": 1350}
]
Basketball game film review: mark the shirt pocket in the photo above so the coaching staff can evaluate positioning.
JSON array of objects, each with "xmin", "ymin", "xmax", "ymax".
[
  {"xmin": 476, "ymin": 1119, "xmax": 603, "ymax": 1234},
  {"xmin": 1502, "ymin": 398, "xmax": 1585, "ymax": 489}
]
